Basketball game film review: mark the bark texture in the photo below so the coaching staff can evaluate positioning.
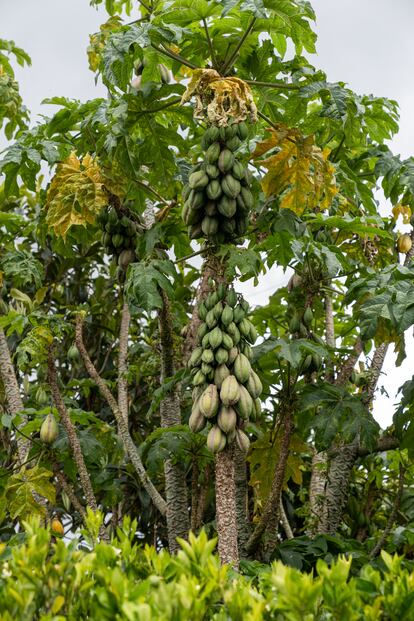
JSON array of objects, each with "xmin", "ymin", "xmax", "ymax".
[
  {"xmin": 280, "ymin": 498, "xmax": 293, "ymax": 539},
  {"xmin": 215, "ymin": 446, "xmax": 239, "ymax": 568},
  {"xmin": 117, "ymin": 300, "xmax": 130, "ymax": 423},
  {"xmin": 334, "ymin": 337, "xmax": 363, "ymax": 386},
  {"xmin": 0, "ymin": 327, "xmax": 29, "ymax": 463},
  {"xmin": 75, "ymin": 314, "xmax": 167, "ymax": 516},
  {"xmin": 234, "ymin": 443, "xmax": 251, "ymax": 557},
  {"xmin": 159, "ymin": 291, "xmax": 190, "ymax": 552},
  {"xmin": 308, "ymin": 450, "xmax": 328, "ymax": 536}
]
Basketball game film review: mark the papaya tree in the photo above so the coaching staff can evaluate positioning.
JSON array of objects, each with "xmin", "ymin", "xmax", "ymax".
[{"xmin": 1, "ymin": 0, "xmax": 414, "ymax": 570}]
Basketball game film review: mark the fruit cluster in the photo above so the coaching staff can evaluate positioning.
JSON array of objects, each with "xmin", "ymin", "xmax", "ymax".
[
  {"xmin": 188, "ymin": 282, "xmax": 262, "ymax": 454},
  {"xmin": 182, "ymin": 122, "xmax": 254, "ymax": 244},
  {"xmin": 288, "ymin": 306, "xmax": 322, "ymax": 373},
  {"xmin": 97, "ymin": 206, "xmax": 137, "ymax": 272}
]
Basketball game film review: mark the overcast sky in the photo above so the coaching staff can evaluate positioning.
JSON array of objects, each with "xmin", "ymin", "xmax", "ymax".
[{"xmin": 2, "ymin": 0, "xmax": 414, "ymax": 427}]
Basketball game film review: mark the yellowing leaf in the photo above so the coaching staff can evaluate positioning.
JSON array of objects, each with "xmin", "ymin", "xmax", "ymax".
[
  {"xmin": 45, "ymin": 152, "xmax": 107, "ymax": 238},
  {"xmin": 253, "ymin": 124, "xmax": 338, "ymax": 215},
  {"xmin": 87, "ymin": 16, "xmax": 122, "ymax": 73},
  {"xmin": 392, "ymin": 203, "xmax": 412, "ymax": 224},
  {"xmin": 181, "ymin": 68, "xmax": 257, "ymax": 126}
]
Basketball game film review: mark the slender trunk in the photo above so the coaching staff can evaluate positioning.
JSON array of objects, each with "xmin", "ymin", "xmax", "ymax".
[
  {"xmin": 118, "ymin": 300, "xmax": 130, "ymax": 424},
  {"xmin": 215, "ymin": 445, "xmax": 239, "ymax": 568},
  {"xmin": 246, "ymin": 412, "xmax": 293, "ymax": 557},
  {"xmin": 280, "ymin": 498, "xmax": 294, "ymax": 540},
  {"xmin": 361, "ymin": 343, "xmax": 388, "ymax": 406},
  {"xmin": 159, "ymin": 291, "xmax": 190, "ymax": 552},
  {"xmin": 334, "ymin": 337, "xmax": 363, "ymax": 386},
  {"xmin": 308, "ymin": 450, "xmax": 328, "ymax": 536},
  {"xmin": 190, "ymin": 459, "xmax": 200, "ymax": 532},
  {"xmin": 324, "ymin": 295, "xmax": 335, "ymax": 383},
  {"xmin": 0, "ymin": 328, "xmax": 29, "ymax": 464},
  {"xmin": 234, "ymin": 444, "xmax": 251, "ymax": 557}
]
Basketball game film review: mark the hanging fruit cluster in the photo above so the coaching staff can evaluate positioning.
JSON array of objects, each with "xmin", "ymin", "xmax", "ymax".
[
  {"xmin": 97, "ymin": 206, "xmax": 138, "ymax": 274},
  {"xmin": 182, "ymin": 121, "xmax": 254, "ymax": 244},
  {"xmin": 187, "ymin": 281, "xmax": 262, "ymax": 454}
]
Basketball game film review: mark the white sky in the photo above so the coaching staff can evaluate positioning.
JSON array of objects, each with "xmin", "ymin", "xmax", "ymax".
[{"xmin": 2, "ymin": 0, "xmax": 414, "ymax": 427}]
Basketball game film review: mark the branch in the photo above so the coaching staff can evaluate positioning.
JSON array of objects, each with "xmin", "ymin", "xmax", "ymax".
[
  {"xmin": 52, "ymin": 460, "xmax": 86, "ymax": 519},
  {"xmin": 0, "ymin": 327, "xmax": 30, "ymax": 464},
  {"xmin": 75, "ymin": 314, "xmax": 167, "ymax": 516},
  {"xmin": 151, "ymin": 43, "xmax": 198, "ymax": 70},
  {"xmin": 280, "ymin": 498, "xmax": 294, "ymax": 540},
  {"xmin": 202, "ymin": 18, "xmax": 218, "ymax": 70},
  {"xmin": 327, "ymin": 435, "xmax": 400, "ymax": 459},
  {"xmin": 48, "ymin": 349, "xmax": 98, "ymax": 514},
  {"xmin": 221, "ymin": 17, "xmax": 256, "ymax": 75},
  {"xmin": 334, "ymin": 337, "xmax": 363, "ymax": 386},
  {"xmin": 369, "ymin": 463, "xmax": 405, "ymax": 558},
  {"xmin": 245, "ymin": 79, "xmax": 300, "ymax": 91},
  {"xmin": 246, "ymin": 412, "xmax": 293, "ymax": 555},
  {"xmin": 324, "ymin": 294, "xmax": 335, "ymax": 383},
  {"xmin": 362, "ymin": 342, "xmax": 388, "ymax": 406},
  {"xmin": 138, "ymin": 97, "xmax": 181, "ymax": 116},
  {"xmin": 118, "ymin": 300, "xmax": 130, "ymax": 424},
  {"xmin": 134, "ymin": 179, "xmax": 171, "ymax": 207}
]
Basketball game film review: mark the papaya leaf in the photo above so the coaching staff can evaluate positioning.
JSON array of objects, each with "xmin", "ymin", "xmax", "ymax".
[
  {"xmin": 5, "ymin": 466, "xmax": 55, "ymax": 519},
  {"xmin": 125, "ymin": 260, "xmax": 175, "ymax": 311}
]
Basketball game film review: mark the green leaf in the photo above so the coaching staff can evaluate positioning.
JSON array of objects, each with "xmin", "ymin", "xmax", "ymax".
[{"xmin": 125, "ymin": 261, "xmax": 175, "ymax": 311}]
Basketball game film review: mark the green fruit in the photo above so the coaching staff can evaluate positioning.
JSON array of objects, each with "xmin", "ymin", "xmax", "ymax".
[
  {"xmin": 206, "ymin": 179, "xmax": 222, "ymax": 201},
  {"xmin": 224, "ymin": 124, "xmax": 238, "ymax": 139},
  {"xmin": 214, "ymin": 364, "xmax": 230, "ymax": 389},
  {"xmin": 218, "ymin": 149, "xmax": 235, "ymax": 173},
  {"xmin": 183, "ymin": 184, "xmax": 192, "ymax": 201},
  {"xmin": 205, "ymin": 201, "xmax": 218, "ymax": 216},
  {"xmin": 68, "ymin": 345, "xmax": 79, "ymax": 362},
  {"xmin": 200, "ymin": 384, "xmax": 219, "ymax": 418},
  {"xmin": 206, "ymin": 309, "xmax": 218, "ymax": 329},
  {"xmin": 299, "ymin": 323, "xmax": 308, "ymax": 338},
  {"xmin": 240, "ymin": 187, "xmax": 254, "ymax": 209},
  {"xmin": 219, "ymin": 126, "xmax": 226, "ymax": 141},
  {"xmin": 193, "ymin": 370, "xmax": 206, "ymax": 386},
  {"xmin": 226, "ymin": 136, "xmax": 241, "ymax": 151},
  {"xmin": 232, "ymin": 160, "xmax": 245, "ymax": 180},
  {"xmin": 238, "ymin": 318, "xmax": 251, "ymax": 338},
  {"xmin": 201, "ymin": 216, "xmax": 219, "ymax": 236},
  {"xmin": 198, "ymin": 302, "xmax": 207, "ymax": 321},
  {"xmin": 217, "ymin": 195, "xmax": 237, "ymax": 218},
  {"xmin": 205, "ymin": 164, "xmax": 220, "ymax": 179},
  {"xmin": 108, "ymin": 208, "xmax": 118, "ymax": 225},
  {"xmin": 35, "ymin": 387, "xmax": 48, "ymax": 405},
  {"xmin": 303, "ymin": 307, "xmax": 314, "ymax": 327},
  {"xmin": 188, "ymin": 347, "xmax": 203, "ymax": 368},
  {"xmin": 189, "ymin": 190, "xmax": 205, "ymax": 210},
  {"xmin": 209, "ymin": 326, "xmax": 223, "ymax": 349},
  {"xmin": 246, "ymin": 371, "xmax": 262, "ymax": 399},
  {"xmin": 201, "ymin": 333, "xmax": 211, "ymax": 349},
  {"xmin": 240, "ymin": 299, "xmax": 250, "ymax": 313},
  {"xmin": 222, "ymin": 174, "xmax": 241, "ymax": 199},
  {"xmin": 217, "ymin": 406, "xmax": 237, "ymax": 434},
  {"xmin": 234, "ymin": 353, "xmax": 251, "ymax": 384},
  {"xmin": 289, "ymin": 315, "xmax": 301, "ymax": 333},
  {"xmin": 188, "ymin": 223, "xmax": 203, "ymax": 239},
  {"xmin": 189, "ymin": 404, "xmax": 206, "ymax": 433},
  {"xmin": 102, "ymin": 232, "xmax": 112, "ymax": 247},
  {"xmin": 216, "ymin": 283, "xmax": 227, "ymax": 300},
  {"xmin": 227, "ymin": 322, "xmax": 241, "ymax": 345},
  {"xmin": 226, "ymin": 289, "xmax": 238, "ymax": 308},
  {"xmin": 247, "ymin": 323, "xmax": 258, "ymax": 345},
  {"xmin": 221, "ymin": 219, "xmax": 236, "ymax": 237},
  {"xmin": 201, "ymin": 363, "xmax": 213, "ymax": 377},
  {"xmin": 118, "ymin": 249, "xmax": 135, "ymax": 270},
  {"xmin": 213, "ymin": 301, "xmax": 223, "ymax": 320},
  {"xmin": 254, "ymin": 398, "xmax": 262, "ymax": 418},
  {"xmin": 221, "ymin": 305, "xmax": 234, "ymax": 326},
  {"xmin": 112, "ymin": 234, "xmax": 124, "ymax": 248},
  {"xmin": 192, "ymin": 386, "xmax": 205, "ymax": 402},
  {"xmin": 189, "ymin": 170, "xmax": 209, "ymax": 190},
  {"xmin": 40, "ymin": 414, "xmax": 58, "ymax": 444},
  {"xmin": 204, "ymin": 126, "xmax": 220, "ymax": 145},
  {"xmin": 302, "ymin": 354, "xmax": 313, "ymax": 371},
  {"xmin": 237, "ymin": 122, "xmax": 248, "ymax": 140},
  {"xmin": 205, "ymin": 142, "xmax": 221, "ymax": 163},
  {"xmin": 312, "ymin": 353, "xmax": 321, "ymax": 371},
  {"xmin": 207, "ymin": 425, "xmax": 226, "ymax": 453},
  {"xmin": 235, "ymin": 429, "xmax": 250, "ymax": 453},
  {"xmin": 202, "ymin": 349, "xmax": 215, "ymax": 364},
  {"xmin": 233, "ymin": 305, "xmax": 245, "ymax": 324},
  {"xmin": 239, "ymin": 341, "xmax": 253, "ymax": 360},
  {"xmin": 220, "ymin": 375, "xmax": 240, "ymax": 406},
  {"xmin": 197, "ymin": 323, "xmax": 208, "ymax": 340},
  {"xmin": 215, "ymin": 347, "xmax": 229, "ymax": 365},
  {"xmin": 221, "ymin": 333, "xmax": 233, "ymax": 350},
  {"xmin": 227, "ymin": 347, "xmax": 239, "ymax": 366},
  {"xmin": 206, "ymin": 291, "xmax": 218, "ymax": 310},
  {"xmin": 234, "ymin": 215, "xmax": 249, "ymax": 236},
  {"xmin": 235, "ymin": 384, "xmax": 253, "ymax": 420},
  {"xmin": 183, "ymin": 202, "xmax": 202, "ymax": 225}
]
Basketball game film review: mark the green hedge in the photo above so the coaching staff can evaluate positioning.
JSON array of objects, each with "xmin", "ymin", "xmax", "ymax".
[{"xmin": 0, "ymin": 514, "xmax": 413, "ymax": 620}]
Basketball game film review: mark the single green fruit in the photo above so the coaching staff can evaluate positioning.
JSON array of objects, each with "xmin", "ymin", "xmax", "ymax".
[{"xmin": 40, "ymin": 414, "xmax": 58, "ymax": 444}]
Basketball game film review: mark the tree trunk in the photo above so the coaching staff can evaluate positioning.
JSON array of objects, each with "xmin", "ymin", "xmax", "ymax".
[
  {"xmin": 308, "ymin": 450, "xmax": 328, "ymax": 536},
  {"xmin": 215, "ymin": 445, "xmax": 239, "ymax": 567},
  {"xmin": 234, "ymin": 444, "xmax": 251, "ymax": 557},
  {"xmin": 0, "ymin": 328, "xmax": 29, "ymax": 464},
  {"xmin": 159, "ymin": 291, "xmax": 190, "ymax": 553}
]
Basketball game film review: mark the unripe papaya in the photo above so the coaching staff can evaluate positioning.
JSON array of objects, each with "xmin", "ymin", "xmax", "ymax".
[
  {"xmin": 234, "ymin": 353, "xmax": 251, "ymax": 383},
  {"xmin": 220, "ymin": 375, "xmax": 240, "ymax": 406},
  {"xmin": 188, "ymin": 223, "xmax": 203, "ymax": 239},
  {"xmin": 233, "ymin": 305, "xmax": 245, "ymax": 324},
  {"xmin": 221, "ymin": 333, "xmax": 234, "ymax": 350},
  {"xmin": 68, "ymin": 344, "xmax": 79, "ymax": 362},
  {"xmin": 189, "ymin": 170, "xmax": 209, "ymax": 190},
  {"xmin": 205, "ymin": 202, "xmax": 217, "ymax": 217},
  {"xmin": 237, "ymin": 121, "xmax": 248, "ymax": 140},
  {"xmin": 224, "ymin": 123, "xmax": 238, "ymax": 139},
  {"xmin": 205, "ymin": 164, "xmax": 220, "ymax": 179},
  {"xmin": 216, "ymin": 283, "xmax": 227, "ymax": 300},
  {"xmin": 227, "ymin": 346, "xmax": 239, "ymax": 366},
  {"xmin": 193, "ymin": 370, "xmax": 206, "ymax": 386},
  {"xmin": 189, "ymin": 190, "xmax": 205, "ymax": 210},
  {"xmin": 118, "ymin": 249, "xmax": 135, "ymax": 270},
  {"xmin": 246, "ymin": 371, "xmax": 262, "ymax": 399},
  {"xmin": 397, "ymin": 233, "xmax": 412, "ymax": 253},
  {"xmin": 213, "ymin": 301, "xmax": 223, "ymax": 320},
  {"xmin": 247, "ymin": 322, "xmax": 258, "ymax": 345},
  {"xmin": 197, "ymin": 322, "xmax": 208, "ymax": 340},
  {"xmin": 200, "ymin": 384, "xmax": 219, "ymax": 418},
  {"xmin": 235, "ymin": 384, "xmax": 253, "ymax": 420},
  {"xmin": 289, "ymin": 315, "xmax": 301, "ymax": 333},
  {"xmin": 201, "ymin": 215, "xmax": 219, "ymax": 236},
  {"xmin": 207, "ymin": 425, "xmax": 226, "ymax": 453},
  {"xmin": 206, "ymin": 309, "xmax": 218, "ymax": 329},
  {"xmin": 240, "ymin": 186, "xmax": 254, "ymax": 209},
  {"xmin": 226, "ymin": 136, "xmax": 241, "ymax": 152},
  {"xmin": 112, "ymin": 234, "xmax": 124, "ymax": 248},
  {"xmin": 205, "ymin": 142, "xmax": 221, "ymax": 163},
  {"xmin": 238, "ymin": 318, "xmax": 251, "ymax": 338},
  {"xmin": 215, "ymin": 347, "xmax": 229, "ymax": 365},
  {"xmin": 198, "ymin": 302, "xmax": 207, "ymax": 320},
  {"xmin": 188, "ymin": 347, "xmax": 203, "ymax": 368},
  {"xmin": 202, "ymin": 349, "xmax": 215, "ymax": 364},
  {"xmin": 232, "ymin": 160, "xmax": 245, "ymax": 180},
  {"xmin": 217, "ymin": 195, "xmax": 237, "ymax": 218},
  {"xmin": 217, "ymin": 406, "xmax": 237, "ymax": 433},
  {"xmin": 218, "ymin": 148, "xmax": 235, "ymax": 173},
  {"xmin": 254, "ymin": 398, "xmax": 262, "ymax": 418},
  {"xmin": 221, "ymin": 305, "xmax": 234, "ymax": 326},
  {"xmin": 214, "ymin": 364, "xmax": 230, "ymax": 389},
  {"xmin": 205, "ymin": 291, "xmax": 218, "ymax": 310},
  {"xmin": 239, "ymin": 341, "xmax": 253, "ymax": 360},
  {"xmin": 206, "ymin": 179, "xmax": 222, "ymax": 201},
  {"xmin": 303, "ymin": 307, "xmax": 314, "ymax": 327},
  {"xmin": 189, "ymin": 405, "xmax": 206, "ymax": 433},
  {"xmin": 203, "ymin": 126, "xmax": 220, "ymax": 145},
  {"xmin": 222, "ymin": 174, "xmax": 241, "ymax": 199},
  {"xmin": 209, "ymin": 326, "xmax": 223, "ymax": 349},
  {"xmin": 202, "ymin": 333, "xmax": 211, "ymax": 349},
  {"xmin": 226, "ymin": 289, "xmax": 238, "ymax": 308},
  {"xmin": 40, "ymin": 414, "xmax": 58, "ymax": 444},
  {"xmin": 236, "ymin": 429, "xmax": 250, "ymax": 453},
  {"xmin": 227, "ymin": 322, "xmax": 241, "ymax": 345}
]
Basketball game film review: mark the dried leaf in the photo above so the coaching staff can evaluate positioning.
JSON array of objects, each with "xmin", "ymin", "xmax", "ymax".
[{"xmin": 392, "ymin": 203, "xmax": 412, "ymax": 225}]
